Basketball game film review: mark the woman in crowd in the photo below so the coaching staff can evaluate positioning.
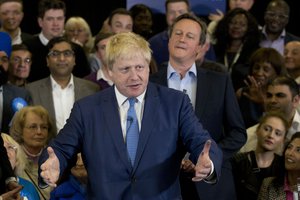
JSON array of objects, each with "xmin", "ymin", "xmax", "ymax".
[
  {"xmin": 213, "ymin": 8, "xmax": 260, "ymax": 90},
  {"xmin": 236, "ymin": 47, "xmax": 287, "ymax": 128},
  {"xmin": 258, "ymin": 131, "xmax": 300, "ymax": 199},
  {"xmin": 232, "ymin": 111, "xmax": 288, "ymax": 200},
  {"xmin": 10, "ymin": 105, "xmax": 55, "ymax": 200},
  {"xmin": 64, "ymin": 16, "xmax": 94, "ymax": 55},
  {"xmin": 1, "ymin": 133, "xmax": 40, "ymax": 200}
]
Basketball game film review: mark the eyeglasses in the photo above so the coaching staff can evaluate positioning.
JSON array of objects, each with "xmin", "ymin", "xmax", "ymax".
[
  {"xmin": 24, "ymin": 124, "xmax": 49, "ymax": 132},
  {"xmin": 11, "ymin": 57, "xmax": 32, "ymax": 65},
  {"xmin": 48, "ymin": 50, "xmax": 74, "ymax": 58},
  {"xmin": 265, "ymin": 11, "xmax": 288, "ymax": 20}
]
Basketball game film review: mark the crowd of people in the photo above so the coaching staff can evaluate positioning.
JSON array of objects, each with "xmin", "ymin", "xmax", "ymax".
[{"xmin": 1, "ymin": 0, "xmax": 300, "ymax": 199}]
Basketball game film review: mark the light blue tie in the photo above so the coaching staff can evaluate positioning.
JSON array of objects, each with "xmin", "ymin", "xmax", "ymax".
[{"xmin": 126, "ymin": 98, "xmax": 139, "ymax": 166}]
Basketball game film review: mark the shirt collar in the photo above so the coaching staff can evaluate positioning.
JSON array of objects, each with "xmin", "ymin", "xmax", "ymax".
[
  {"xmin": 291, "ymin": 110, "xmax": 300, "ymax": 130},
  {"xmin": 262, "ymin": 26, "xmax": 286, "ymax": 39},
  {"xmin": 114, "ymin": 86, "xmax": 146, "ymax": 108},
  {"xmin": 50, "ymin": 74, "xmax": 74, "ymax": 89},
  {"xmin": 96, "ymin": 68, "xmax": 113, "ymax": 86},
  {"xmin": 167, "ymin": 62, "xmax": 197, "ymax": 79},
  {"xmin": 39, "ymin": 32, "xmax": 49, "ymax": 46}
]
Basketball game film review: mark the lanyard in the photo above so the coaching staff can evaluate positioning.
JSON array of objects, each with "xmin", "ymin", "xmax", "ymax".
[{"xmin": 224, "ymin": 44, "xmax": 243, "ymax": 72}]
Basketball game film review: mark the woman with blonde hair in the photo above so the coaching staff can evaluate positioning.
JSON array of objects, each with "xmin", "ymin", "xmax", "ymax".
[
  {"xmin": 64, "ymin": 16, "xmax": 94, "ymax": 55},
  {"xmin": 10, "ymin": 105, "xmax": 55, "ymax": 200},
  {"xmin": 1, "ymin": 133, "xmax": 40, "ymax": 200}
]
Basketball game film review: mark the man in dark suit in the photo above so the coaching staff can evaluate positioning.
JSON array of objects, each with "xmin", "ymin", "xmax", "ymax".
[
  {"xmin": 0, "ymin": 32, "xmax": 32, "ymax": 134},
  {"xmin": 1, "ymin": 31, "xmax": 24, "ymax": 198},
  {"xmin": 38, "ymin": 32, "xmax": 223, "ymax": 199},
  {"xmin": 26, "ymin": 37, "xmax": 99, "ymax": 134},
  {"xmin": 22, "ymin": 0, "xmax": 90, "ymax": 82},
  {"xmin": 150, "ymin": 13, "xmax": 246, "ymax": 200}
]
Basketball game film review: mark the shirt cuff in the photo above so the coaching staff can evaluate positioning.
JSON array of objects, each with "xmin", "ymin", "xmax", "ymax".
[{"xmin": 5, "ymin": 177, "xmax": 18, "ymax": 185}]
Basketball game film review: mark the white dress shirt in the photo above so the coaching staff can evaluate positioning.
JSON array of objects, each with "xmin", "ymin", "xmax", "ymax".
[
  {"xmin": 114, "ymin": 86, "xmax": 145, "ymax": 140},
  {"xmin": 51, "ymin": 75, "xmax": 75, "ymax": 133}
]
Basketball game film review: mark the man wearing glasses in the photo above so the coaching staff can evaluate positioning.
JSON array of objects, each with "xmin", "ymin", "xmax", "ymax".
[
  {"xmin": 260, "ymin": 0, "xmax": 300, "ymax": 55},
  {"xmin": 0, "ymin": 31, "xmax": 32, "ymax": 134},
  {"xmin": 7, "ymin": 44, "xmax": 32, "ymax": 87},
  {"xmin": 25, "ymin": 37, "xmax": 100, "ymax": 134}
]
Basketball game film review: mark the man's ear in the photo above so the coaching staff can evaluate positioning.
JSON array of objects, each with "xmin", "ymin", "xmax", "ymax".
[
  {"xmin": 38, "ymin": 17, "xmax": 43, "ymax": 28},
  {"xmin": 293, "ymin": 94, "xmax": 300, "ymax": 108}
]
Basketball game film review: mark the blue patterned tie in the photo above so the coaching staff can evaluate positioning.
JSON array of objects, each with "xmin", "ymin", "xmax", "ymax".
[{"xmin": 126, "ymin": 98, "xmax": 139, "ymax": 166}]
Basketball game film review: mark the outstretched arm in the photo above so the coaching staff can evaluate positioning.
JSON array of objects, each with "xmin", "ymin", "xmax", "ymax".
[{"xmin": 39, "ymin": 147, "xmax": 60, "ymax": 187}]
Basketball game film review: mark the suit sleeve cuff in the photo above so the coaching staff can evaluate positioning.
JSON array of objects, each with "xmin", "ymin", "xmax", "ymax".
[{"xmin": 203, "ymin": 160, "xmax": 217, "ymax": 184}]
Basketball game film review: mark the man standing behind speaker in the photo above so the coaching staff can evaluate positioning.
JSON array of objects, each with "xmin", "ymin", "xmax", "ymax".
[{"xmin": 0, "ymin": 31, "xmax": 32, "ymax": 134}]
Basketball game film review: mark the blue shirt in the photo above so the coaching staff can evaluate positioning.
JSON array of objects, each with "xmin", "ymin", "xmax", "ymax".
[
  {"xmin": 260, "ymin": 26, "xmax": 286, "ymax": 55},
  {"xmin": 167, "ymin": 63, "xmax": 197, "ymax": 109}
]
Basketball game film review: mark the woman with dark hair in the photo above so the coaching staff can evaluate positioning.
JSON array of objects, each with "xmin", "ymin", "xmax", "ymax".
[
  {"xmin": 237, "ymin": 47, "xmax": 287, "ymax": 128},
  {"xmin": 258, "ymin": 131, "xmax": 300, "ymax": 199},
  {"xmin": 213, "ymin": 7, "xmax": 260, "ymax": 89}
]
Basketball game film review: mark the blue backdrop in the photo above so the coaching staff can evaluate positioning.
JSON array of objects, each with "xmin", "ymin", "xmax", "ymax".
[{"xmin": 127, "ymin": 0, "xmax": 226, "ymax": 16}]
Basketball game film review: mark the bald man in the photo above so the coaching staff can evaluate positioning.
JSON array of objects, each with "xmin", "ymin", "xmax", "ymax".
[{"xmin": 284, "ymin": 41, "xmax": 300, "ymax": 83}]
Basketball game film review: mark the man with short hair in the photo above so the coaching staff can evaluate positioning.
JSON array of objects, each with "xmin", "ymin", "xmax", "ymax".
[
  {"xmin": 148, "ymin": 0, "xmax": 215, "ymax": 67},
  {"xmin": 7, "ymin": 44, "xmax": 32, "ymax": 87},
  {"xmin": 0, "ymin": 0, "xmax": 33, "ymax": 45},
  {"xmin": 38, "ymin": 32, "xmax": 223, "ymax": 200},
  {"xmin": 23, "ymin": 0, "xmax": 90, "ymax": 82},
  {"xmin": 26, "ymin": 37, "xmax": 100, "ymax": 134},
  {"xmin": 260, "ymin": 0, "xmax": 300, "ymax": 55},
  {"xmin": 151, "ymin": 13, "xmax": 246, "ymax": 200},
  {"xmin": 284, "ymin": 41, "xmax": 300, "ymax": 83},
  {"xmin": 240, "ymin": 76, "xmax": 300, "ymax": 153},
  {"xmin": 0, "ymin": 31, "xmax": 32, "ymax": 134},
  {"xmin": 107, "ymin": 8, "xmax": 133, "ymax": 33}
]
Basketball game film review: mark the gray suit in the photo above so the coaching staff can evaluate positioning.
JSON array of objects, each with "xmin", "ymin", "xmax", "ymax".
[{"xmin": 25, "ymin": 76, "xmax": 100, "ymax": 133}]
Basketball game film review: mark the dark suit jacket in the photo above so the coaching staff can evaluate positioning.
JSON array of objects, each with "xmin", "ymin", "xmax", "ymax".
[
  {"xmin": 150, "ymin": 61, "xmax": 247, "ymax": 200},
  {"xmin": 20, "ymin": 32, "xmax": 33, "ymax": 43},
  {"xmin": 0, "ymin": 136, "xmax": 15, "ymax": 194},
  {"xmin": 25, "ymin": 76, "xmax": 100, "ymax": 134},
  {"xmin": 23, "ymin": 36, "xmax": 91, "ymax": 82},
  {"xmin": 39, "ymin": 83, "xmax": 222, "ymax": 200},
  {"xmin": 1, "ymin": 84, "xmax": 32, "ymax": 134}
]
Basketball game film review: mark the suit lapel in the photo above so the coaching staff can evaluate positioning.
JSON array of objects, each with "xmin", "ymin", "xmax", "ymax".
[
  {"xmin": 73, "ymin": 77, "xmax": 84, "ymax": 101},
  {"xmin": 133, "ymin": 83, "xmax": 159, "ymax": 170},
  {"xmin": 39, "ymin": 78, "xmax": 56, "ymax": 123}
]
